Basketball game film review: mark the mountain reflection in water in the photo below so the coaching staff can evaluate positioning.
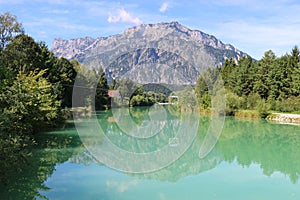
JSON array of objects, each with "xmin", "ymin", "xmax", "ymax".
[{"xmin": 1, "ymin": 106, "xmax": 300, "ymax": 199}]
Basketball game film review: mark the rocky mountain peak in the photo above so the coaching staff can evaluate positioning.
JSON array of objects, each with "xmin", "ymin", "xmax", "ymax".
[{"xmin": 51, "ymin": 22, "xmax": 250, "ymax": 85}]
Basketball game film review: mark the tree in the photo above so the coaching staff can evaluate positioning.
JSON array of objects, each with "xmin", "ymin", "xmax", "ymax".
[
  {"xmin": 1, "ymin": 34, "xmax": 77, "ymax": 108},
  {"xmin": 253, "ymin": 50, "xmax": 276, "ymax": 99},
  {"xmin": 50, "ymin": 57, "xmax": 77, "ymax": 107},
  {"xmin": 289, "ymin": 46, "xmax": 300, "ymax": 96},
  {"xmin": 195, "ymin": 72, "xmax": 210, "ymax": 109},
  {"xmin": 0, "ymin": 12, "xmax": 24, "ymax": 50},
  {"xmin": 178, "ymin": 86, "xmax": 197, "ymax": 111},
  {"xmin": 95, "ymin": 68, "xmax": 110, "ymax": 110},
  {"xmin": 0, "ymin": 70, "xmax": 61, "ymax": 135},
  {"xmin": 221, "ymin": 58, "xmax": 236, "ymax": 87},
  {"xmin": 195, "ymin": 68, "xmax": 221, "ymax": 109},
  {"xmin": 1, "ymin": 34, "xmax": 43, "ymax": 80},
  {"xmin": 235, "ymin": 57, "xmax": 254, "ymax": 96},
  {"xmin": 225, "ymin": 90, "xmax": 245, "ymax": 115}
]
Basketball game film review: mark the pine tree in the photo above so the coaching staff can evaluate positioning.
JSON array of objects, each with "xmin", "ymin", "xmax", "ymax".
[{"xmin": 95, "ymin": 68, "xmax": 110, "ymax": 110}]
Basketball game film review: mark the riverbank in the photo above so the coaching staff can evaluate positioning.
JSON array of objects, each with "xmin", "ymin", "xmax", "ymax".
[
  {"xmin": 199, "ymin": 108, "xmax": 300, "ymax": 125},
  {"xmin": 267, "ymin": 113, "xmax": 300, "ymax": 124}
]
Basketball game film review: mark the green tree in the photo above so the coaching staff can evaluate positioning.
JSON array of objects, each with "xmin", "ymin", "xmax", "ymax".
[
  {"xmin": 0, "ymin": 12, "xmax": 24, "ymax": 50},
  {"xmin": 253, "ymin": 50, "xmax": 276, "ymax": 99},
  {"xmin": 0, "ymin": 70, "xmax": 60, "ymax": 135},
  {"xmin": 196, "ymin": 68, "xmax": 223, "ymax": 109},
  {"xmin": 235, "ymin": 57, "xmax": 254, "ymax": 96},
  {"xmin": 195, "ymin": 75, "xmax": 210, "ymax": 109},
  {"xmin": 289, "ymin": 46, "xmax": 300, "ymax": 96},
  {"xmin": 1, "ymin": 34, "xmax": 44, "ymax": 80},
  {"xmin": 225, "ymin": 90, "xmax": 245, "ymax": 115},
  {"xmin": 256, "ymin": 99, "xmax": 271, "ymax": 118},
  {"xmin": 51, "ymin": 57, "xmax": 77, "ymax": 108},
  {"xmin": 95, "ymin": 68, "xmax": 110, "ymax": 110},
  {"xmin": 221, "ymin": 58, "xmax": 237, "ymax": 91},
  {"xmin": 178, "ymin": 86, "xmax": 197, "ymax": 111},
  {"xmin": 198, "ymin": 47, "xmax": 300, "ymax": 115},
  {"xmin": 1, "ymin": 34, "xmax": 77, "ymax": 108}
]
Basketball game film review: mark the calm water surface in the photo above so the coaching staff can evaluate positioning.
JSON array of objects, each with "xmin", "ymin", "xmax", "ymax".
[{"xmin": 1, "ymin": 107, "xmax": 300, "ymax": 200}]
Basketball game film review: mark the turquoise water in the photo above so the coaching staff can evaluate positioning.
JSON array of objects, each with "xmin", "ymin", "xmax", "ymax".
[
  {"xmin": 1, "ymin": 107, "xmax": 300, "ymax": 199},
  {"xmin": 43, "ymin": 162, "xmax": 300, "ymax": 200}
]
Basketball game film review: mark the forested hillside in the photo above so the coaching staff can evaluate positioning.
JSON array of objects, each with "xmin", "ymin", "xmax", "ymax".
[{"xmin": 196, "ymin": 48, "xmax": 300, "ymax": 116}]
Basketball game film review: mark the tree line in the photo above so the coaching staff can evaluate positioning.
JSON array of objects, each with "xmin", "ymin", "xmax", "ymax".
[
  {"xmin": 0, "ymin": 12, "xmax": 169, "ymax": 159},
  {"xmin": 196, "ymin": 47, "xmax": 300, "ymax": 117},
  {"xmin": 0, "ymin": 12, "xmax": 77, "ymax": 169},
  {"xmin": 0, "ymin": 12, "xmax": 114, "ymax": 171}
]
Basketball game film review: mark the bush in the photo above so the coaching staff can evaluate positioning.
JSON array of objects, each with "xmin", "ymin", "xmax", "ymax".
[
  {"xmin": 225, "ymin": 90, "xmax": 245, "ymax": 115},
  {"xmin": 256, "ymin": 99, "xmax": 271, "ymax": 118},
  {"xmin": 276, "ymin": 96, "xmax": 300, "ymax": 113},
  {"xmin": 247, "ymin": 93, "xmax": 260, "ymax": 110},
  {"xmin": 0, "ymin": 70, "xmax": 61, "ymax": 135}
]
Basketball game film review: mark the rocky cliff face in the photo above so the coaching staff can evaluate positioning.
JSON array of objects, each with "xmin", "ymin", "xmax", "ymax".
[{"xmin": 51, "ymin": 22, "xmax": 249, "ymax": 85}]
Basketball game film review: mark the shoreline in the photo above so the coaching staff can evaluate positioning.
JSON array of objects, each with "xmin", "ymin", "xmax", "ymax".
[
  {"xmin": 199, "ymin": 108, "xmax": 300, "ymax": 125},
  {"xmin": 267, "ymin": 113, "xmax": 300, "ymax": 125}
]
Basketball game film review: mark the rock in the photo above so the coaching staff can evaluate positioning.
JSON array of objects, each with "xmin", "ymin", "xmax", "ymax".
[
  {"xmin": 267, "ymin": 113, "xmax": 300, "ymax": 124},
  {"xmin": 51, "ymin": 22, "xmax": 251, "ymax": 85}
]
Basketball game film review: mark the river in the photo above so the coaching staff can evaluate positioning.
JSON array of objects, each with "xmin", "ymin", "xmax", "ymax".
[{"xmin": 1, "ymin": 106, "xmax": 300, "ymax": 200}]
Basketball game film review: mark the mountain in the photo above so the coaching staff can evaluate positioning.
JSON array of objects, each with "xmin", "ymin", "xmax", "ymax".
[{"xmin": 51, "ymin": 22, "xmax": 250, "ymax": 85}]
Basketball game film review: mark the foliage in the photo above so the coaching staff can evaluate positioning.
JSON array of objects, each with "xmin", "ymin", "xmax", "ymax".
[
  {"xmin": 176, "ymin": 86, "xmax": 197, "ymax": 111},
  {"xmin": 112, "ymin": 78, "xmax": 167, "ymax": 107},
  {"xmin": 256, "ymin": 99, "xmax": 271, "ymax": 118},
  {"xmin": 195, "ymin": 72, "xmax": 211, "ymax": 109},
  {"xmin": 129, "ymin": 92, "xmax": 159, "ymax": 107},
  {"xmin": 73, "ymin": 65, "xmax": 110, "ymax": 110},
  {"xmin": 0, "ymin": 12, "xmax": 24, "ymax": 50},
  {"xmin": 195, "ymin": 68, "xmax": 219, "ymax": 109},
  {"xmin": 0, "ymin": 122, "xmax": 84, "ymax": 199},
  {"xmin": 143, "ymin": 83, "xmax": 172, "ymax": 96},
  {"xmin": 50, "ymin": 56, "xmax": 77, "ymax": 108},
  {"xmin": 95, "ymin": 68, "xmax": 110, "ymax": 110},
  {"xmin": 225, "ymin": 90, "xmax": 245, "ymax": 115},
  {"xmin": 0, "ymin": 13, "xmax": 82, "ymax": 187},
  {"xmin": 234, "ymin": 110, "xmax": 260, "ymax": 118},
  {"xmin": 218, "ymin": 118, "xmax": 300, "ymax": 184},
  {"xmin": 0, "ymin": 34, "xmax": 77, "ymax": 108},
  {"xmin": 196, "ymin": 46, "xmax": 300, "ymax": 117},
  {"xmin": 0, "ymin": 70, "xmax": 61, "ymax": 135},
  {"xmin": 1, "ymin": 34, "xmax": 43, "ymax": 77}
]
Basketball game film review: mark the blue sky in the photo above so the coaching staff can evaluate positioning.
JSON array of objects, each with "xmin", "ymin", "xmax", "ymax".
[{"xmin": 1, "ymin": 0, "xmax": 300, "ymax": 59}]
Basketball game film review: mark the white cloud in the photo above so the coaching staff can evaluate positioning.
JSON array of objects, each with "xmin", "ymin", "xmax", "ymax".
[
  {"xmin": 106, "ymin": 179, "xmax": 139, "ymax": 193},
  {"xmin": 108, "ymin": 9, "xmax": 142, "ymax": 25},
  {"xmin": 159, "ymin": 2, "xmax": 169, "ymax": 13}
]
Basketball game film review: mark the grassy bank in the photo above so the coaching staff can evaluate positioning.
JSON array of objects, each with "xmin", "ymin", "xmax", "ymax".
[{"xmin": 234, "ymin": 110, "xmax": 260, "ymax": 119}]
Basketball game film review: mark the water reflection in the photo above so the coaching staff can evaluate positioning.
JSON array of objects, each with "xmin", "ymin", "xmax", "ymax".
[
  {"xmin": 0, "ymin": 121, "xmax": 84, "ymax": 200},
  {"xmin": 134, "ymin": 116, "xmax": 300, "ymax": 183},
  {"xmin": 75, "ymin": 106, "xmax": 199, "ymax": 173},
  {"xmin": 219, "ymin": 117, "xmax": 300, "ymax": 184},
  {"xmin": 1, "ymin": 108, "xmax": 300, "ymax": 199},
  {"xmin": 72, "ymin": 108, "xmax": 300, "ymax": 183}
]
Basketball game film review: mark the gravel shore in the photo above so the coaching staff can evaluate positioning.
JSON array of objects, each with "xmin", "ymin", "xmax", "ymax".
[{"xmin": 267, "ymin": 113, "xmax": 300, "ymax": 124}]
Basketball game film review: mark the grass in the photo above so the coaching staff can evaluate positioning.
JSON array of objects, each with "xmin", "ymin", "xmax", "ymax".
[{"xmin": 234, "ymin": 110, "xmax": 260, "ymax": 119}]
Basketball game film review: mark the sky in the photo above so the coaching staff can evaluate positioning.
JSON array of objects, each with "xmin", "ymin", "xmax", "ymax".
[{"xmin": 1, "ymin": 0, "xmax": 300, "ymax": 59}]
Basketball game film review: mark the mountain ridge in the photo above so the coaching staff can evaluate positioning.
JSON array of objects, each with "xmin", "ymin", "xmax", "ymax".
[
  {"xmin": 52, "ymin": 22, "xmax": 243, "ymax": 59},
  {"xmin": 51, "ymin": 22, "xmax": 250, "ymax": 85}
]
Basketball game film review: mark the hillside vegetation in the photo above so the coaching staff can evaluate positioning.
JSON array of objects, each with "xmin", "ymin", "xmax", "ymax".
[{"xmin": 196, "ymin": 49, "xmax": 300, "ymax": 117}]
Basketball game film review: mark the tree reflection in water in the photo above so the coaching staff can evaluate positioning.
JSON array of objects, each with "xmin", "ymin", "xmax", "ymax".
[
  {"xmin": 0, "ymin": 121, "xmax": 84, "ymax": 199},
  {"xmin": 1, "ymin": 108, "xmax": 300, "ymax": 199}
]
